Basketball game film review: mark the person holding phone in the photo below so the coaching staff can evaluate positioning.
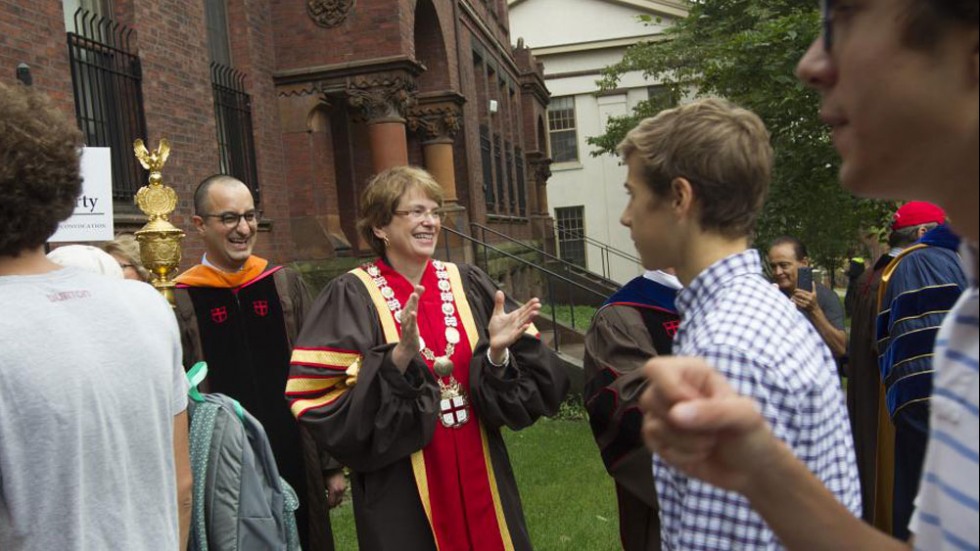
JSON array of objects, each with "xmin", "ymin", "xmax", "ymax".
[{"xmin": 768, "ymin": 236, "xmax": 847, "ymax": 359}]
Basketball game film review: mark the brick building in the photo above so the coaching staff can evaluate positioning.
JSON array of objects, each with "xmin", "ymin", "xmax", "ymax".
[{"xmin": 1, "ymin": 0, "xmax": 554, "ymax": 270}]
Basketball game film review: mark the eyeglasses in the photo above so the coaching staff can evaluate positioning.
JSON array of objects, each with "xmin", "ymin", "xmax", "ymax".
[
  {"xmin": 393, "ymin": 207, "xmax": 443, "ymax": 222},
  {"xmin": 203, "ymin": 210, "xmax": 262, "ymax": 228},
  {"xmin": 821, "ymin": 0, "xmax": 834, "ymax": 52}
]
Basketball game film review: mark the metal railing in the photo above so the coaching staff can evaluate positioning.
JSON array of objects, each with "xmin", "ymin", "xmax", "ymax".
[
  {"xmin": 554, "ymin": 225, "xmax": 644, "ymax": 281},
  {"xmin": 438, "ymin": 226, "xmax": 610, "ymax": 353},
  {"xmin": 67, "ymin": 7, "xmax": 148, "ymax": 200},
  {"xmin": 211, "ymin": 62, "xmax": 260, "ymax": 202},
  {"xmin": 470, "ymin": 223, "xmax": 621, "ymax": 294}
]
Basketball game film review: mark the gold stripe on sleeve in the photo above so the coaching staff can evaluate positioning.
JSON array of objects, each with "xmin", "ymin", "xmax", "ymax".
[
  {"xmin": 290, "ymin": 348, "xmax": 362, "ymax": 369},
  {"xmin": 289, "ymin": 386, "xmax": 350, "ymax": 418},
  {"xmin": 285, "ymin": 376, "xmax": 341, "ymax": 395}
]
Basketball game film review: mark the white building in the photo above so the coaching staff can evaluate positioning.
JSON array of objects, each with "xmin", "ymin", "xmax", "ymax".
[{"xmin": 509, "ymin": 0, "xmax": 687, "ymax": 284}]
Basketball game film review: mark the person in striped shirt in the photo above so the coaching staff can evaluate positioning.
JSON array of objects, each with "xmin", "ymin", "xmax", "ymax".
[{"xmin": 636, "ymin": 0, "xmax": 978, "ymax": 549}]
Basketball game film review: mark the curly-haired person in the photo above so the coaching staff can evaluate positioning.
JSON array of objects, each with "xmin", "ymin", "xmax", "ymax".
[{"xmin": 0, "ymin": 82, "xmax": 191, "ymax": 551}]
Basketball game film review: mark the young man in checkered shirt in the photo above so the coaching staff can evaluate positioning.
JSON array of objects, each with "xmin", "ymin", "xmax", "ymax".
[
  {"xmin": 618, "ymin": 98, "xmax": 861, "ymax": 550},
  {"xmin": 638, "ymin": 0, "xmax": 978, "ymax": 549}
]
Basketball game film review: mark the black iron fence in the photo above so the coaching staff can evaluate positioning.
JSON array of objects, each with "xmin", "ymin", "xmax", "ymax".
[
  {"xmin": 211, "ymin": 62, "xmax": 260, "ymax": 202},
  {"xmin": 66, "ymin": 8, "xmax": 148, "ymax": 200}
]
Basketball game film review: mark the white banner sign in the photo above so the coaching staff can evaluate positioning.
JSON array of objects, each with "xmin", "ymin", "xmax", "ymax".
[{"xmin": 49, "ymin": 147, "xmax": 115, "ymax": 243}]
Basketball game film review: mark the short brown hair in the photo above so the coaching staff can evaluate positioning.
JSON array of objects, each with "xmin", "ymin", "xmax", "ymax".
[
  {"xmin": 0, "ymin": 82, "xmax": 83, "ymax": 257},
  {"xmin": 617, "ymin": 98, "xmax": 773, "ymax": 238},
  {"xmin": 357, "ymin": 166, "xmax": 444, "ymax": 256}
]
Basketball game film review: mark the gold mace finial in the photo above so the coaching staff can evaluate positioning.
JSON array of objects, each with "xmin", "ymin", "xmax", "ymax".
[{"xmin": 133, "ymin": 138, "xmax": 185, "ymax": 306}]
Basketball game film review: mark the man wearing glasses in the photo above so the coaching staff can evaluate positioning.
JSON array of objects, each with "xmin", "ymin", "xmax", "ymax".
[
  {"xmin": 174, "ymin": 175, "xmax": 345, "ymax": 550},
  {"xmin": 639, "ymin": 0, "xmax": 977, "ymax": 549}
]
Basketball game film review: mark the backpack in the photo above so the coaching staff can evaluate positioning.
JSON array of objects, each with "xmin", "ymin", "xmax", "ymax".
[{"xmin": 186, "ymin": 362, "xmax": 302, "ymax": 551}]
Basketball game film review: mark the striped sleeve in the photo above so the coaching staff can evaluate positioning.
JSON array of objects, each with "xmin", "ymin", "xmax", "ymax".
[{"xmin": 287, "ymin": 347, "xmax": 361, "ymax": 418}]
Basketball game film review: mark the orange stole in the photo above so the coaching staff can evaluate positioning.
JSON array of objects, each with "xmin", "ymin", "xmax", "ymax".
[
  {"xmin": 175, "ymin": 255, "xmax": 270, "ymax": 288},
  {"xmin": 351, "ymin": 260, "xmax": 514, "ymax": 551}
]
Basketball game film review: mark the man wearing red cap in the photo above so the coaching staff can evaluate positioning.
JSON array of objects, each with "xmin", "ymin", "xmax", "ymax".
[
  {"xmin": 846, "ymin": 201, "xmax": 950, "ymax": 526},
  {"xmin": 873, "ymin": 201, "xmax": 966, "ymax": 538}
]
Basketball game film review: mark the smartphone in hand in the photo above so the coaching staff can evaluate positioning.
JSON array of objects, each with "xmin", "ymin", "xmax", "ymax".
[{"xmin": 797, "ymin": 266, "xmax": 813, "ymax": 291}]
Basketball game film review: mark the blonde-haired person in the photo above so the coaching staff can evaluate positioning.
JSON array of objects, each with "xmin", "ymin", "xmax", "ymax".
[
  {"xmin": 103, "ymin": 233, "xmax": 150, "ymax": 282},
  {"xmin": 288, "ymin": 165, "xmax": 569, "ymax": 551}
]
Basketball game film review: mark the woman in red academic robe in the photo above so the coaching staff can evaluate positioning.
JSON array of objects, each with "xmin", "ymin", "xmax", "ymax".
[{"xmin": 286, "ymin": 166, "xmax": 569, "ymax": 551}]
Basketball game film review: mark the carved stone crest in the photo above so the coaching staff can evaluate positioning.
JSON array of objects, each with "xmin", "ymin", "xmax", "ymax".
[
  {"xmin": 406, "ymin": 105, "xmax": 461, "ymax": 142},
  {"xmin": 346, "ymin": 75, "xmax": 417, "ymax": 122},
  {"xmin": 307, "ymin": 0, "xmax": 355, "ymax": 28}
]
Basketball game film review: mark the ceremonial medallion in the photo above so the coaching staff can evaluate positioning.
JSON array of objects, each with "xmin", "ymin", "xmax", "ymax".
[
  {"xmin": 439, "ymin": 378, "xmax": 470, "ymax": 428},
  {"xmin": 365, "ymin": 259, "xmax": 469, "ymax": 423},
  {"xmin": 433, "ymin": 356, "xmax": 454, "ymax": 377}
]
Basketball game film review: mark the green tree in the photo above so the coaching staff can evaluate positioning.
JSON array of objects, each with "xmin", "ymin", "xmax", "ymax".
[{"xmin": 589, "ymin": 0, "xmax": 893, "ymax": 282}]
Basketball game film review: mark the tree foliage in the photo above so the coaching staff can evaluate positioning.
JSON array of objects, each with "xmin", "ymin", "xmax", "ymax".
[{"xmin": 589, "ymin": 0, "xmax": 894, "ymax": 275}]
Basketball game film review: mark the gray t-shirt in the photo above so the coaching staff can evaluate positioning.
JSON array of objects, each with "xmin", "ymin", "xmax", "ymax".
[
  {"xmin": 1, "ymin": 267, "xmax": 188, "ymax": 551},
  {"xmin": 815, "ymin": 282, "xmax": 846, "ymax": 330}
]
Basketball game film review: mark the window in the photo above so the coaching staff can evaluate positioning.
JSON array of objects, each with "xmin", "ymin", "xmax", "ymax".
[
  {"xmin": 66, "ymin": 5, "xmax": 149, "ymax": 200},
  {"xmin": 547, "ymin": 96, "xmax": 578, "ymax": 163},
  {"xmin": 506, "ymin": 142, "xmax": 515, "ymax": 214},
  {"xmin": 205, "ymin": 0, "xmax": 232, "ymax": 66},
  {"xmin": 555, "ymin": 206, "xmax": 586, "ymax": 268},
  {"xmin": 480, "ymin": 125, "xmax": 495, "ymax": 210},
  {"xmin": 211, "ymin": 64, "xmax": 259, "ymax": 201},
  {"xmin": 494, "ymin": 133, "xmax": 505, "ymax": 214},
  {"xmin": 515, "ymin": 146, "xmax": 526, "ymax": 217},
  {"xmin": 647, "ymin": 85, "xmax": 678, "ymax": 109}
]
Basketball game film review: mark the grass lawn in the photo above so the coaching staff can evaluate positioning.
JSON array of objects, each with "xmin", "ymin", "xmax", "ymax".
[
  {"xmin": 328, "ymin": 418, "xmax": 621, "ymax": 550},
  {"xmin": 539, "ymin": 303, "xmax": 598, "ymax": 331}
]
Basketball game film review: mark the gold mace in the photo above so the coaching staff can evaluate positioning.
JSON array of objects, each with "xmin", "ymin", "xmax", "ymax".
[{"xmin": 133, "ymin": 138, "xmax": 184, "ymax": 306}]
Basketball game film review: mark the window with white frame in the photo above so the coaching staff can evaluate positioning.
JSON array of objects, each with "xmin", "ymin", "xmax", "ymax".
[
  {"xmin": 555, "ymin": 206, "xmax": 586, "ymax": 268},
  {"xmin": 547, "ymin": 96, "xmax": 578, "ymax": 163}
]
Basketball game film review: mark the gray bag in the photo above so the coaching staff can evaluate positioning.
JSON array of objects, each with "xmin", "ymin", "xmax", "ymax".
[{"xmin": 186, "ymin": 362, "xmax": 301, "ymax": 551}]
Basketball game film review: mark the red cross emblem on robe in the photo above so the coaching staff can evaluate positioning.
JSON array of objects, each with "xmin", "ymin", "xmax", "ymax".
[
  {"xmin": 439, "ymin": 394, "xmax": 470, "ymax": 428},
  {"xmin": 253, "ymin": 300, "xmax": 269, "ymax": 317},
  {"xmin": 211, "ymin": 306, "xmax": 228, "ymax": 324},
  {"xmin": 662, "ymin": 319, "xmax": 680, "ymax": 337}
]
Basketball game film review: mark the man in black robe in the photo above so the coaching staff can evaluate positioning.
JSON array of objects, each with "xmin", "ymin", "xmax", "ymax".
[{"xmin": 174, "ymin": 175, "xmax": 344, "ymax": 550}]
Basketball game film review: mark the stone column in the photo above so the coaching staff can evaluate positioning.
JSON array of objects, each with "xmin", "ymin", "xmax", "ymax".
[
  {"xmin": 528, "ymin": 154, "xmax": 552, "ymax": 215},
  {"xmin": 407, "ymin": 105, "xmax": 462, "ymax": 203},
  {"xmin": 346, "ymin": 75, "xmax": 417, "ymax": 173},
  {"xmin": 527, "ymin": 153, "xmax": 555, "ymax": 254}
]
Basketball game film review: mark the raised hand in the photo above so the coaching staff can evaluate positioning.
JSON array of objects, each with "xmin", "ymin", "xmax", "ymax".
[
  {"xmin": 487, "ymin": 291, "xmax": 540, "ymax": 360},
  {"xmin": 391, "ymin": 285, "xmax": 425, "ymax": 373},
  {"xmin": 639, "ymin": 356, "xmax": 775, "ymax": 494}
]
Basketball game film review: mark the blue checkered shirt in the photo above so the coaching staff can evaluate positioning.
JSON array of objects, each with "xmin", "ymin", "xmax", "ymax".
[{"xmin": 657, "ymin": 249, "xmax": 861, "ymax": 550}]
